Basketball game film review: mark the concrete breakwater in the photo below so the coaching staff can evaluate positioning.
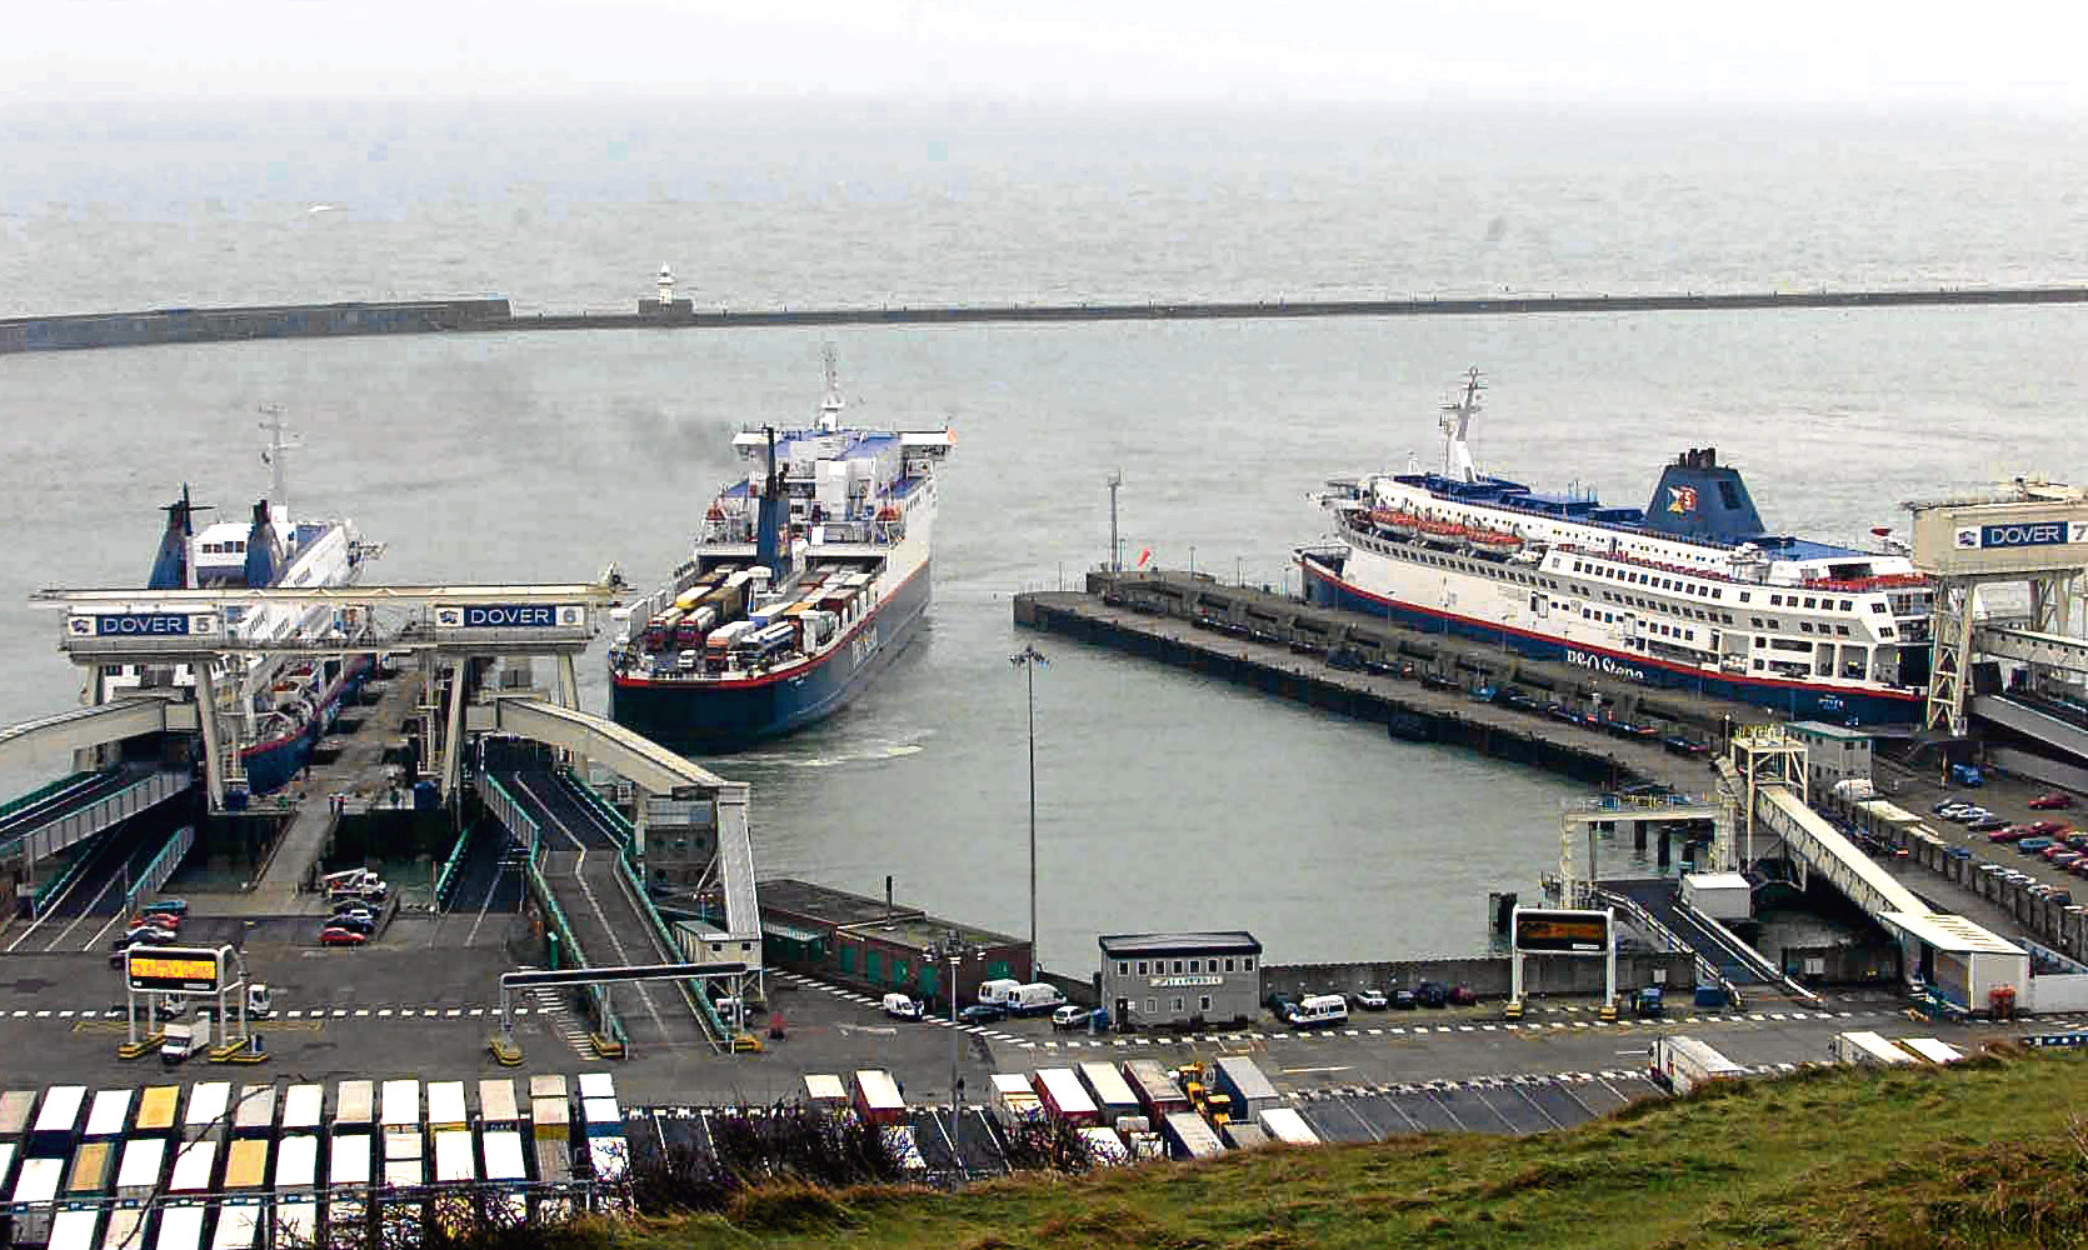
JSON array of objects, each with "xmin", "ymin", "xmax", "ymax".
[
  {"xmin": 6, "ymin": 284, "xmax": 2087, "ymax": 354},
  {"xmin": 1013, "ymin": 570, "xmax": 1755, "ymax": 793}
]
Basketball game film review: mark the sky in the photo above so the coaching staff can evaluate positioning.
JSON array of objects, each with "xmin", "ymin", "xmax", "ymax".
[{"xmin": 0, "ymin": 0, "xmax": 2082, "ymax": 108}]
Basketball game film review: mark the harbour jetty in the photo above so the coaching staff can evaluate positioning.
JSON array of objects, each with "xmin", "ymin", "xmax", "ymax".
[
  {"xmin": 6, "ymin": 283, "xmax": 2087, "ymax": 355},
  {"xmin": 1015, "ymin": 569, "xmax": 1776, "ymax": 791}
]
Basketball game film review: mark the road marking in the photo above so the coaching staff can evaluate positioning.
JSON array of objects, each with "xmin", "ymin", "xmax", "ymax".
[
  {"xmin": 423, "ymin": 1009, "xmax": 437, "ymax": 1018},
  {"xmin": 1482, "ymin": 1025, "xmax": 1498, "ymax": 1031},
  {"xmin": 333, "ymin": 1009, "xmax": 348, "ymax": 1018},
  {"xmin": 35, "ymin": 1010, "xmax": 51, "ymax": 1018},
  {"xmin": 355, "ymin": 1009, "xmax": 369, "ymax": 1017},
  {"xmin": 1367, "ymin": 1028, "xmax": 1383, "ymax": 1035},
  {"xmin": 378, "ymin": 1009, "xmax": 393, "ymax": 1017},
  {"xmin": 470, "ymin": 1008, "xmax": 484, "ymax": 1017},
  {"xmin": 447, "ymin": 1009, "xmax": 462, "ymax": 1017},
  {"xmin": 58, "ymin": 1010, "xmax": 73, "ymax": 1019}
]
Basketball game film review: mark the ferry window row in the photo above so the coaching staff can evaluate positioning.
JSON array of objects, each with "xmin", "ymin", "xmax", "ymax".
[
  {"xmin": 1568, "ymin": 559, "xmax": 1726, "ymax": 600},
  {"xmin": 200, "ymin": 541, "xmax": 248, "ymax": 554},
  {"xmin": 1592, "ymin": 588, "xmax": 1735, "ymax": 626},
  {"xmin": 1392, "ymin": 542, "xmax": 1560, "ymax": 591},
  {"xmin": 1766, "ymin": 592, "xmax": 1856, "ymax": 612}
]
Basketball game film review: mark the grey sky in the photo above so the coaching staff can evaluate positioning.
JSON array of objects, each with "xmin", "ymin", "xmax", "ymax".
[{"xmin": 4, "ymin": 1, "xmax": 2081, "ymax": 107}]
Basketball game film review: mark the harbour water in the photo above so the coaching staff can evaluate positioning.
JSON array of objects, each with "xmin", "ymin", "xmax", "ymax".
[{"xmin": 2, "ymin": 101, "xmax": 2086, "ymax": 965}]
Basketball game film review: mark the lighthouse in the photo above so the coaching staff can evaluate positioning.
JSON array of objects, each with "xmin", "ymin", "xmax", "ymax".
[{"xmin": 642, "ymin": 263, "xmax": 689, "ymax": 318}]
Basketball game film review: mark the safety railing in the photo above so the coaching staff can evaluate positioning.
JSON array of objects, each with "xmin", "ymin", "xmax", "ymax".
[
  {"xmin": 0, "ymin": 769, "xmax": 102, "ymax": 826},
  {"xmin": 123, "ymin": 825, "xmax": 195, "ymax": 914},
  {"xmin": 559, "ymin": 769, "xmax": 635, "ymax": 851},
  {"xmin": 431, "ymin": 820, "xmax": 476, "ymax": 911},
  {"xmin": 490, "ymin": 774, "xmax": 630, "ymax": 1053},
  {"xmin": 1, "ymin": 771, "xmax": 189, "ymax": 863}
]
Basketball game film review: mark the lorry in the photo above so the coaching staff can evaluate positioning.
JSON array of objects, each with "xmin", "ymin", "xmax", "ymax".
[
  {"xmin": 1897, "ymin": 1037, "xmax": 1966, "ymax": 1064},
  {"xmin": 1160, "ymin": 1110, "xmax": 1226, "ymax": 1160},
  {"xmin": 1211, "ymin": 1057, "xmax": 1283, "ymax": 1122},
  {"xmin": 1005, "ymin": 983, "xmax": 1068, "ymax": 1016},
  {"xmin": 1830, "ymin": 1031, "xmax": 1917, "ymax": 1067},
  {"xmin": 989, "ymin": 1074, "xmax": 1045, "ymax": 1130},
  {"xmin": 1257, "ymin": 1106, "xmax": 1322, "ymax": 1146},
  {"xmin": 1030, "ymin": 1069, "xmax": 1100, "ymax": 1125},
  {"xmin": 1076, "ymin": 1061, "xmax": 1141, "ymax": 1127},
  {"xmin": 1649, "ymin": 1034, "xmax": 1747, "ymax": 1094},
  {"xmin": 161, "ymin": 1016, "xmax": 212, "ymax": 1066},
  {"xmin": 1122, "ymin": 1060, "xmax": 1191, "ymax": 1124}
]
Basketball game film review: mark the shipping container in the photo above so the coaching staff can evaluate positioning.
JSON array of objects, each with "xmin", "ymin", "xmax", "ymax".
[
  {"xmin": 232, "ymin": 1087, "xmax": 275, "ymax": 1136},
  {"xmin": 527, "ymin": 1075, "xmax": 568, "ymax": 1101},
  {"xmin": 48, "ymin": 1208, "xmax": 101, "ymax": 1250},
  {"xmin": 0, "ymin": 1090, "xmax": 39, "ymax": 1136},
  {"xmin": 150, "ymin": 1204, "xmax": 207, "ymax": 1250},
  {"xmin": 1219, "ymin": 1121, "xmax": 1269, "ymax": 1150},
  {"xmin": 223, "ymin": 1140, "xmax": 269, "ymax": 1191},
  {"xmin": 272, "ymin": 1133, "xmax": 319, "ymax": 1249},
  {"xmin": 1256, "ymin": 1107, "xmax": 1321, "ymax": 1146},
  {"xmin": 113, "ymin": 1138, "xmax": 166, "ymax": 1195},
  {"xmin": 479, "ymin": 1080, "xmax": 520, "ymax": 1127},
  {"xmin": 851, "ymin": 1071, "xmax": 905, "ymax": 1126},
  {"xmin": 1159, "ymin": 1110, "xmax": 1226, "ymax": 1160},
  {"xmin": 83, "ymin": 1092, "xmax": 133, "ymax": 1141},
  {"xmin": 1077, "ymin": 1126, "xmax": 1130, "ymax": 1166},
  {"xmin": 1211, "ymin": 1059, "xmax": 1283, "ymax": 1121},
  {"xmin": 182, "ymin": 1084, "xmax": 230, "ymax": 1140},
  {"xmin": 133, "ymin": 1088, "xmax": 178, "ymax": 1136},
  {"xmin": 1076, "ymin": 1063, "xmax": 1140, "ymax": 1123},
  {"xmin": 425, "ymin": 1083, "xmax": 468, "ymax": 1132},
  {"xmin": 64, "ymin": 1142, "xmax": 113, "ymax": 1196},
  {"xmin": 281, "ymin": 1086, "xmax": 324, "ymax": 1133},
  {"xmin": 1029, "ymin": 1069, "xmax": 1100, "ymax": 1125},
  {"xmin": 1122, "ymin": 1061, "xmax": 1191, "ymax": 1122},
  {"xmin": 1831, "ymin": 1031, "xmax": 1917, "ymax": 1067},
  {"xmin": 99, "ymin": 1208, "xmax": 148, "ymax": 1250},
  {"xmin": 208, "ymin": 1203, "xmax": 260, "ymax": 1250},
  {"xmin": 12, "ymin": 1155, "xmax": 67, "ymax": 1244},
  {"xmin": 531, "ymin": 1095, "xmax": 572, "ymax": 1188},
  {"xmin": 379, "ymin": 1080, "xmax": 419, "ymax": 1132},
  {"xmin": 988, "ymin": 1074, "xmax": 1045, "ymax": 1129},
  {"xmin": 481, "ymin": 1129, "xmax": 530, "ymax": 1224},
  {"xmin": 33, "ymin": 1088, "xmax": 88, "ymax": 1138},
  {"xmin": 167, "ymin": 1140, "xmax": 217, "ymax": 1194},
  {"xmin": 1898, "ymin": 1037, "xmax": 1966, "ymax": 1064},
  {"xmin": 801, "ymin": 1075, "xmax": 848, "ymax": 1110},
  {"xmin": 580, "ymin": 1098, "xmax": 620, "ymax": 1139},
  {"xmin": 1651, "ymin": 1035, "xmax": 1749, "ymax": 1093}
]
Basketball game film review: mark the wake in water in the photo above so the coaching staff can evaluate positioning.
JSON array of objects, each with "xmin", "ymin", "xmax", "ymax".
[{"xmin": 723, "ymin": 733, "xmax": 931, "ymax": 770}]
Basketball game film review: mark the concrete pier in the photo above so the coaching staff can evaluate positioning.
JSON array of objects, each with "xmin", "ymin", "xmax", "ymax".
[
  {"xmin": 1015, "ymin": 570, "xmax": 1776, "ymax": 792},
  {"xmin": 7, "ymin": 283, "xmax": 2087, "ymax": 354}
]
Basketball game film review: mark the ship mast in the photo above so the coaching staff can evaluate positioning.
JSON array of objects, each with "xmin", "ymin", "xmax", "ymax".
[
  {"xmin": 257, "ymin": 405, "xmax": 293, "ymax": 518},
  {"xmin": 1438, "ymin": 367, "xmax": 1484, "ymax": 483}
]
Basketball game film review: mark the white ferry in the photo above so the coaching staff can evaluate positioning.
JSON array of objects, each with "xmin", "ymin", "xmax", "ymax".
[{"xmin": 1299, "ymin": 371, "xmax": 1932, "ymax": 724}]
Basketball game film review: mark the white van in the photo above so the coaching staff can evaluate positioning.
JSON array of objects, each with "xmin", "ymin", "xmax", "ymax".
[
  {"xmin": 977, "ymin": 979, "xmax": 1022, "ymax": 1007},
  {"xmin": 881, "ymin": 993, "xmax": 922, "ymax": 1021},
  {"xmin": 1006, "ymin": 983, "xmax": 1068, "ymax": 1016},
  {"xmin": 1285, "ymin": 994, "xmax": 1349, "ymax": 1028}
]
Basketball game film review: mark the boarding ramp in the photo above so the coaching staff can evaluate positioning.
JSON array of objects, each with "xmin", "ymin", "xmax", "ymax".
[
  {"xmin": 0, "ymin": 766, "xmax": 191, "ymax": 869},
  {"xmin": 1971, "ymin": 694, "xmax": 2088, "ymax": 764},
  {"xmin": 0, "ymin": 699, "xmax": 194, "ymax": 775},
  {"xmin": 1754, "ymin": 786, "xmax": 1931, "ymax": 921}
]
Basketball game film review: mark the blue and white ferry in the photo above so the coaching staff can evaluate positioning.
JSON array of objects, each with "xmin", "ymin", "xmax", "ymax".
[
  {"xmin": 1299, "ymin": 371, "xmax": 1933, "ymax": 724},
  {"xmin": 608, "ymin": 355, "xmax": 955, "ymax": 750},
  {"xmin": 105, "ymin": 415, "xmax": 381, "ymax": 796}
]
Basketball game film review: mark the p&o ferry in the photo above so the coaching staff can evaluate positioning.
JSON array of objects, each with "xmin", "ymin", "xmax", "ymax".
[
  {"xmin": 1299, "ymin": 371, "xmax": 1932, "ymax": 724},
  {"xmin": 105, "ymin": 415, "xmax": 382, "ymax": 798},
  {"xmin": 608, "ymin": 356, "xmax": 955, "ymax": 750}
]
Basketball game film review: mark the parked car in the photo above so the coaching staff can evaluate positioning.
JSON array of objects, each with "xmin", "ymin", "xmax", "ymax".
[
  {"xmin": 1967, "ymin": 817, "xmax": 2010, "ymax": 834},
  {"xmin": 318, "ymin": 927, "xmax": 368, "ymax": 947},
  {"xmin": 1990, "ymin": 826, "xmax": 2037, "ymax": 844},
  {"xmin": 130, "ymin": 911, "xmax": 181, "ymax": 931},
  {"xmin": 1351, "ymin": 988, "xmax": 1389, "ymax": 1011},
  {"xmin": 1050, "ymin": 1004, "xmax": 1091, "ymax": 1031},
  {"xmin": 2031, "ymin": 792, "xmax": 2076, "ymax": 811},
  {"xmin": 1391, "ymin": 988, "xmax": 1417, "ymax": 1010},
  {"xmin": 137, "ymin": 899, "xmax": 189, "ymax": 918},
  {"xmin": 1264, "ymin": 991, "xmax": 1297, "ymax": 1017},
  {"xmin": 1932, "ymin": 798, "xmax": 1970, "ymax": 815},
  {"xmin": 330, "ymin": 906, "xmax": 377, "ymax": 925},
  {"xmin": 1447, "ymin": 984, "xmax": 1478, "ymax": 1007},
  {"xmin": 324, "ymin": 914, "xmax": 376, "ymax": 936},
  {"xmin": 1414, "ymin": 981, "xmax": 1450, "ymax": 1009},
  {"xmin": 958, "ymin": 1003, "xmax": 1005, "ymax": 1025},
  {"xmin": 881, "ymin": 993, "xmax": 923, "ymax": 1021},
  {"xmin": 2017, "ymin": 838, "xmax": 2056, "ymax": 854},
  {"xmin": 2050, "ymin": 851, "xmax": 2082, "ymax": 869},
  {"xmin": 1944, "ymin": 807, "xmax": 1993, "ymax": 824}
]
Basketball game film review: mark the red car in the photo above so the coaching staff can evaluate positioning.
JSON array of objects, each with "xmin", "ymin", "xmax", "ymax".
[
  {"xmin": 2030, "ymin": 792, "xmax": 2076, "ymax": 811},
  {"xmin": 319, "ymin": 927, "xmax": 367, "ymax": 947},
  {"xmin": 1988, "ymin": 826, "xmax": 2037, "ymax": 843}
]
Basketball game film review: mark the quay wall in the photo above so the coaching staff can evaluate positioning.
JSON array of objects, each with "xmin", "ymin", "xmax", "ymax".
[
  {"xmin": 1262, "ymin": 952, "xmax": 1698, "ymax": 1000},
  {"xmin": 7, "ymin": 284, "xmax": 2088, "ymax": 354}
]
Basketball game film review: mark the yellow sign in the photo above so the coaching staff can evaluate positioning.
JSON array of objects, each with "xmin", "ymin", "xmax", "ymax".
[{"xmin": 126, "ymin": 947, "xmax": 222, "ymax": 993}]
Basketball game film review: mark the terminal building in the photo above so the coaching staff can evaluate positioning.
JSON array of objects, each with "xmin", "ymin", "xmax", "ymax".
[
  {"xmin": 754, "ymin": 878, "xmax": 1032, "ymax": 1008},
  {"xmin": 1099, "ymin": 931, "xmax": 1262, "ymax": 1029},
  {"xmin": 1787, "ymin": 721, "xmax": 1874, "ymax": 791}
]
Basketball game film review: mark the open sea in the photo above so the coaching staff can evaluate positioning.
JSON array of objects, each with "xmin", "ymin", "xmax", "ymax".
[{"xmin": 2, "ymin": 99, "xmax": 2085, "ymax": 966}]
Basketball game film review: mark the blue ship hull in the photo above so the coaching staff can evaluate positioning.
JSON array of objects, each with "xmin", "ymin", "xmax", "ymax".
[
  {"xmin": 237, "ymin": 657, "xmax": 374, "ymax": 796},
  {"xmin": 610, "ymin": 562, "xmax": 933, "ymax": 753},
  {"xmin": 1301, "ymin": 557, "xmax": 1922, "ymax": 726}
]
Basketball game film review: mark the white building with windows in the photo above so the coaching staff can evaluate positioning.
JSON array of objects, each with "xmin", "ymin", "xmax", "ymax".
[{"xmin": 1099, "ymin": 932, "xmax": 1262, "ymax": 1029}]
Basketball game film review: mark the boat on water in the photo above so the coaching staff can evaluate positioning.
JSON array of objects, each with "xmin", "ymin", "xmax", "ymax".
[
  {"xmin": 101, "ymin": 414, "xmax": 382, "ymax": 798},
  {"xmin": 608, "ymin": 352, "xmax": 955, "ymax": 751},
  {"xmin": 1298, "ymin": 370, "xmax": 1934, "ymax": 725}
]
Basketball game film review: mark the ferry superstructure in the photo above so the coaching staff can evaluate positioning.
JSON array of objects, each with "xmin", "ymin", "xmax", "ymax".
[
  {"xmin": 102, "ymin": 415, "xmax": 381, "ymax": 797},
  {"xmin": 1299, "ymin": 371, "xmax": 1933, "ymax": 724},
  {"xmin": 608, "ymin": 354, "xmax": 955, "ymax": 750}
]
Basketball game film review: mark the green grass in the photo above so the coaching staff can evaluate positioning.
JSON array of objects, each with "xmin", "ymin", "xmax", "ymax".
[{"xmin": 551, "ymin": 1047, "xmax": 2088, "ymax": 1250}]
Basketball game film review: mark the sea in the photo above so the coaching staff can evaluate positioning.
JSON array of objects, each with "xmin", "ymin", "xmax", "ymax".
[{"xmin": 2, "ymin": 98, "xmax": 2086, "ymax": 966}]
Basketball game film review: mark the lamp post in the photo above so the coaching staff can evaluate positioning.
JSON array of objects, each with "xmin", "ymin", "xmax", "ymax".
[
  {"xmin": 932, "ymin": 929, "xmax": 978, "ymax": 1179},
  {"xmin": 1010, "ymin": 645, "xmax": 1047, "ymax": 971}
]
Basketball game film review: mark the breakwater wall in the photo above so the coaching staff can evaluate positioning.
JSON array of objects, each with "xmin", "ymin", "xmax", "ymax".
[
  {"xmin": 7, "ymin": 284, "xmax": 2086, "ymax": 355},
  {"xmin": 1014, "ymin": 570, "xmax": 1742, "ymax": 792}
]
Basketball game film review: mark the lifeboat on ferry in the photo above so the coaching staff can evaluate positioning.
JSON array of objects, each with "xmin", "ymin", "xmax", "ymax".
[
  {"xmin": 1417, "ymin": 516, "xmax": 1468, "ymax": 549},
  {"xmin": 1367, "ymin": 507, "xmax": 1419, "ymax": 539},
  {"xmin": 877, "ymin": 506, "xmax": 902, "ymax": 522},
  {"xmin": 1467, "ymin": 526, "xmax": 1524, "ymax": 557},
  {"xmin": 706, "ymin": 503, "xmax": 726, "ymax": 522}
]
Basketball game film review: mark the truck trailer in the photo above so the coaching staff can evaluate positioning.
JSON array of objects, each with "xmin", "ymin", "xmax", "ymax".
[{"xmin": 1650, "ymin": 1034, "xmax": 1748, "ymax": 1094}]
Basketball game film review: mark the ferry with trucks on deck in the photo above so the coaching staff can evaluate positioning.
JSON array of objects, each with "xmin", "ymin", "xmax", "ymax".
[{"xmin": 609, "ymin": 354, "xmax": 954, "ymax": 750}]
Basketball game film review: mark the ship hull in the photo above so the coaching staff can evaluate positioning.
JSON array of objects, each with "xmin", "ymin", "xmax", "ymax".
[
  {"xmin": 610, "ymin": 560, "xmax": 933, "ymax": 752},
  {"xmin": 237, "ymin": 656, "xmax": 375, "ymax": 795},
  {"xmin": 1300, "ymin": 555, "xmax": 1922, "ymax": 726}
]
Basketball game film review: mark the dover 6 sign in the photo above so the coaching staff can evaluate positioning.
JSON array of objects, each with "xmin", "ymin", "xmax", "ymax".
[{"xmin": 434, "ymin": 605, "xmax": 585, "ymax": 630}]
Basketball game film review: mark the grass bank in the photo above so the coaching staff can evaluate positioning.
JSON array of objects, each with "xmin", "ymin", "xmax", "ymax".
[{"xmin": 549, "ymin": 1047, "xmax": 2088, "ymax": 1250}]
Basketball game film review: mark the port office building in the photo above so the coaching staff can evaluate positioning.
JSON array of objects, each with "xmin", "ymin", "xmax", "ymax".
[
  {"xmin": 1100, "ymin": 932, "xmax": 1262, "ymax": 1029},
  {"xmin": 755, "ymin": 878, "xmax": 1032, "ymax": 1008}
]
